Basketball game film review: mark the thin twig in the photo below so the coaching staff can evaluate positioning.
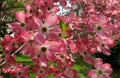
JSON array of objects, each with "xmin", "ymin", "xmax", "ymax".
[
  {"xmin": 0, "ymin": 43, "xmax": 25, "ymax": 66},
  {"xmin": 11, "ymin": 43, "xmax": 25, "ymax": 56}
]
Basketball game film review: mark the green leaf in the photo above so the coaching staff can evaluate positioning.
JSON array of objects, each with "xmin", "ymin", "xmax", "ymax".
[
  {"xmin": 16, "ymin": 55, "xmax": 32, "ymax": 62},
  {"xmin": 1, "ymin": 73, "xmax": 15, "ymax": 78},
  {"xmin": 72, "ymin": 64, "xmax": 87, "ymax": 78},
  {"xmin": 29, "ymin": 73, "xmax": 36, "ymax": 78},
  {"xmin": 59, "ymin": 20, "xmax": 68, "ymax": 32},
  {"xmin": 46, "ymin": 73, "xmax": 54, "ymax": 78},
  {"xmin": 59, "ymin": 20, "xmax": 70, "ymax": 39},
  {"xmin": 72, "ymin": 56, "xmax": 92, "ymax": 78},
  {"xmin": 0, "ymin": 44, "xmax": 3, "ymax": 52}
]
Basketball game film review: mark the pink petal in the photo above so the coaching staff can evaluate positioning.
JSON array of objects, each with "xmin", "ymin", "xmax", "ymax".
[
  {"xmin": 25, "ymin": 4, "xmax": 31, "ymax": 12},
  {"xmin": 48, "ymin": 43, "xmax": 59, "ymax": 53},
  {"xmin": 94, "ymin": 58, "xmax": 103, "ymax": 69},
  {"xmin": 102, "ymin": 47, "xmax": 110, "ymax": 56},
  {"xmin": 101, "ymin": 63, "xmax": 113, "ymax": 75},
  {"xmin": 9, "ymin": 22, "xmax": 22, "ymax": 33},
  {"xmin": 34, "ymin": 32, "xmax": 46, "ymax": 44},
  {"xmin": 0, "ymin": 76, "xmax": 3, "ymax": 78},
  {"xmin": 83, "ymin": 55, "xmax": 94, "ymax": 64},
  {"xmin": 19, "ymin": 31, "xmax": 31, "ymax": 42},
  {"xmin": 67, "ymin": 38, "xmax": 77, "ymax": 53},
  {"xmin": 23, "ymin": 65, "xmax": 30, "ymax": 71},
  {"xmin": 33, "ymin": 17, "xmax": 43, "ymax": 27},
  {"xmin": 45, "ymin": 14, "xmax": 59, "ymax": 26},
  {"xmin": 48, "ymin": 32, "xmax": 58, "ymax": 39},
  {"xmin": 100, "ymin": 75, "xmax": 111, "ymax": 78},
  {"xmin": 15, "ymin": 11, "xmax": 26, "ymax": 23},
  {"xmin": 46, "ymin": 51, "xmax": 55, "ymax": 62},
  {"xmin": 87, "ymin": 70, "xmax": 98, "ymax": 78},
  {"xmin": 97, "ymin": 16, "xmax": 108, "ymax": 26},
  {"xmin": 20, "ymin": 43, "xmax": 30, "ymax": 55},
  {"xmin": 105, "ymin": 38, "xmax": 115, "ymax": 47}
]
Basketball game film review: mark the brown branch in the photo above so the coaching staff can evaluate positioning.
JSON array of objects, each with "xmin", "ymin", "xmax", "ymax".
[
  {"xmin": 0, "ymin": 0, "xmax": 4, "ymax": 10},
  {"xmin": 0, "ymin": 43, "xmax": 25, "ymax": 66}
]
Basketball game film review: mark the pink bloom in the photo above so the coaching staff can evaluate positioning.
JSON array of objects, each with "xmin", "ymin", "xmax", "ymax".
[
  {"xmin": 1, "ymin": 0, "xmax": 119, "ymax": 78},
  {"xmin": 33, "ymin": 33, "xmax": 59, "ymax": 62},
  {"xmin": 67, "ymin": 38, "xmax": 78, "ymax": 53},
  {"xmin": 20, "ymin": 42, "xmax": 35, "ymax": 55},
  {"xmin": 2, "ymin": 63, "xmax": 22, "ymax": 76},
  {"xmin": 3, "ymin": 63, "xmax": 30, "ymax": 78},
  {"xmin": 54, "ymin": 68, "xmax": 79, "ymax": 78},
  {"xmin": 14, "ymin": 31, "xmax": 31, "ymax": 43},
  {"xmin": 1, "ymin": 35, "xmax": 17, "ymax": 52},
  {"xmin": 96, "ymin": 36, "xmax": 115, "ymax": 55},
  {"xmin": 10, "ymin": 12, "xmax": 36, "ymax": 33},
  {"xmin": 32, "ymin": 64, "xmax": 49, "ymax": 78},
  {"xmin": 33, "ymin": 13, "xmax": 61, "ymax": 40},
  {"xmin": 15, "ymin": 11, "xmax": 26, "ymax": 23},
  {"xmin": 87, "ymin": 15, "xmax": 113, "ymax": 37},
  {"xmin": 88, "ymin": 58, "xmax": 112, "ymax": 78},
  {"xmin": 16, "ymin": 65, "xmax": 30, "ymax": 78},
  {"xmin": 0, "ymin": 76, "xmax": 3, "ymax": 78},
  {"xmin": 76, "ymin": 38, "xmax": 95, "ymax": 64}
]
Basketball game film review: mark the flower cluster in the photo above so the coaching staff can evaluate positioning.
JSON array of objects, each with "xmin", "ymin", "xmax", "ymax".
[{"xmin": 1, "ymin": 0, "xmax": 120, "ymax": 78}]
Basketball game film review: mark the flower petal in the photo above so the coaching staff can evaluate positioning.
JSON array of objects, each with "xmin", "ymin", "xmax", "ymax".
[
  {"xmin": 34, "ymin": 32, "xmax": 46, "ymax": 44},
  {"xmin": 15, "ymin": 11, "xmax": 26, "ymax": 23},
  {"xmin": 88, "ymin": 70, "xmax": 98, "ymax": 78},
  {"xmin": 45, "ymin": 14, "xmax": 59, "ymax": 26}
]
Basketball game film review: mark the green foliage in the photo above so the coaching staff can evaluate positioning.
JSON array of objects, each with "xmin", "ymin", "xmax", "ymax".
[
  {"xmin": 16, "ymin": 55, "xmax": 32, "ymax": 62},
  {"xmin": 110, "ymin": 41, "xmax": 120, "ymax": 67},
  {"xmin": 29, "ymin": 73, "xmax": 36, "ymax": 78},
  {"xmin": 95, "ymin": 41, "xmax": 120, "ymax": 78},
  {"xmin": 16, "ymin": 55, "xmax": 36, "ymax": 78},
  {"xmin": 72, "ymin": 53, "xmax": 92, "ymax": 78},
  {"xmin": 111, "ymin": 68, "xmax": 120, "ymax": 78},
  {"xmin": 0, "ymin": 0, "xmax": 25, "ymax": 38},
  {"xmin": 1, "ymin": 73, "xmax": 11, "ymax": 78},
  {"xmin": 0, "ymin": 1, "xmax": 120, "ymax": 78},
  {"xmin": 95, "ymin": 40, "xmax": 120, "ymax": 67},
  {"xmin": 59, "ymin": 20, "xmax": 70, "ymax": 39},
  {"xmin": 46, "ymin": 73, "xmax": 54, "ymax": 78},
  {"xmin": 16, "ymin": 55, "xmax": 34, "ymax": 67},
  {"xmin": 73, "ymin": 64, "xmax": 87, "ymax": 78},
  {"xmin": 60, "ymin": 20, "xmax": 68, "ymax": 31}
]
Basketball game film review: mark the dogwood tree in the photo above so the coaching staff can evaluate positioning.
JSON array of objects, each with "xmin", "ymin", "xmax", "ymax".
[{"xmin": 1, "ymin": 0, "xmax": 120, "ymax": 78}]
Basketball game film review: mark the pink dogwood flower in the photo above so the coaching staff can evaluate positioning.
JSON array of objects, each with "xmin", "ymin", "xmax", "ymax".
[
  {"xmin": 1, "ymin": 35, "xmax": 18, "ymax": 52},
  {"xmin": 33, "ymin": 32, "xmax": 60, "ymax": 62},
  {"xmin": 88, "ymin": 58, "xmax": 112, "ymax": 78},
  {"xmin": 33, "ymin": 13, "xmax": 61, "ymax": 40}
]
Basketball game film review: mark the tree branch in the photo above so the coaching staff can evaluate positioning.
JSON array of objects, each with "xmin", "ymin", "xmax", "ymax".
[{"xmin": 0, "ymin": 43, "xmax": 25, "ymax": 66}]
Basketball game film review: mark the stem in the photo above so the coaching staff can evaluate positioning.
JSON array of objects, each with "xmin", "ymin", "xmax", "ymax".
[
  {"xmin": 11, "ymin": 43, "xmax": 25, "ymax": 56},
  {"xmin": 76, "ymin": 5, "xmax": 80, "ymax": 17},
  {"xmin": 0, "ymin": 43, "xmax": 25, "ymax": 66},
  {"xmin": 0, "ymin": 0, "xmax": 4, "ymax": 10}
]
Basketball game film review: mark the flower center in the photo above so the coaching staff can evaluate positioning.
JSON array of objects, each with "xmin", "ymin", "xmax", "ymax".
[
  {"xmin": 41, "ymin": 27, "xmax": 48, "ymax": 33},
  {"xmin": 20, "ymin": 23, "xmax": 25, "ymax": 27},
  {"xmin": 18, "ymin": 71, "xmax": 22, "ymax": 75},
  {"xmin": 101, "ymin": 43, "xmax": 105, "ymax": 47},
  {"xmin": 98, "ymin": 69, "xmax": 103, "ymax": 75},
  {"xmin": 83, "ymin": 51, "xmax": 87, "ymax": 55},
  {"xmin": 41, "ymin": 46, "xmax": 47, "ymax": 52},
  {"xmin": 60, "ymin": 54, "xmax": 64, "ymax": 58},
  {"xmin": 97, "ymin": 26, "xmax": 102, "ymax": 31},
  {"xmin": 40, "ymin": 69, "xmax": 44, "ymax": 73}
]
